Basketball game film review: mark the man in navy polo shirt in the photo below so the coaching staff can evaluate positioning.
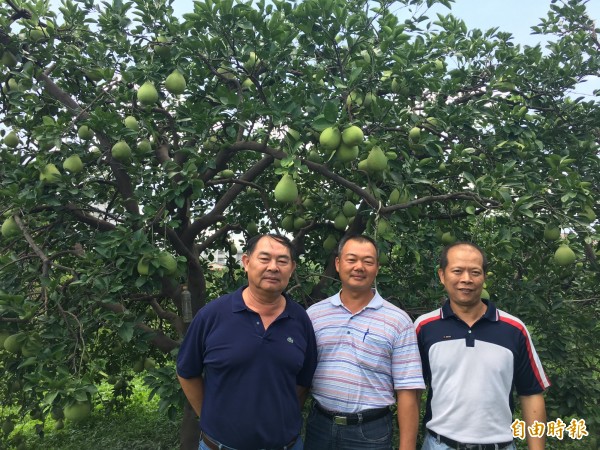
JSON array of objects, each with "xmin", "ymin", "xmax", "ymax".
[
  {"xmin": 415, "ymin": 242, "xmax": 550, "ymax": 450},
  {"xmin": 177, "ymin": 234, "xmax": 317, "ymax": 450}
]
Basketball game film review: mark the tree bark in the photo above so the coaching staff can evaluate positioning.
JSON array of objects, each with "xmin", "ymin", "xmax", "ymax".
[{"xmin": 180, "ymin": 401, "xmax": 200, "ymax": 450}]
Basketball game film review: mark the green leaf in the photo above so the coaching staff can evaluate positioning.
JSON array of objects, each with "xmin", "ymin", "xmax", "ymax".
[{"xmin": 118, "ymin": 322, "xmax": 135, "ymax": 342}]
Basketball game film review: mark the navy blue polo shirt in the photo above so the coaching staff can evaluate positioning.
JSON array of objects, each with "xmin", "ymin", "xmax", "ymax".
[
  {"xmin": 177, "ymin": 286, "xmax": 317, "ymax": 449},
  {"xmin": 414, "ymin": 299, "xmax": 550, "ymax": 444}
]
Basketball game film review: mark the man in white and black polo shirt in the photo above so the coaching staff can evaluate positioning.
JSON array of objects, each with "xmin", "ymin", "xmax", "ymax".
[{"xmin": 415, "ymin": 242, "xmax": 550, "ymax": 450}]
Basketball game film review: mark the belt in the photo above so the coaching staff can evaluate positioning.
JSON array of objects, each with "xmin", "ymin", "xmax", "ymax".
[
  {"xmin": 428, "ymin": 430, "xmax": 513, "ymax": 450},
  {"xmin": 200, "ymin": 431, "xmax": 298, "ymax": 450},
  {"xmin": 315, "ymin": 402, "xmax": 391, "ymax": 425}
]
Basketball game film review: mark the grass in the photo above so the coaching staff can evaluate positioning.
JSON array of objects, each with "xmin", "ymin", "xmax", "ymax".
[{"xmin": 4, "ymin": 377, "xmax": 181, "ymax": 450}]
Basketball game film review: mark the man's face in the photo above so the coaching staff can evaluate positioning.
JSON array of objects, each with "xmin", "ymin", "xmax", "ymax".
[
  {"xmin": 242, "ymin": 236, "xmax": 296, "ymax": 295},
  {"xmin": 335, "ymin": 239, "xmax": 379, "ymax": 293},
  {"xmin": 438, "ymin": 244, "xmax": 485, "ymax": 309}
]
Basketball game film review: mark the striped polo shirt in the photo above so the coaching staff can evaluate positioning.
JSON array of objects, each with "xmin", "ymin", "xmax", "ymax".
[{"xmin": 307, "ymin": 290, "xmax": 425, "ymax": 413}]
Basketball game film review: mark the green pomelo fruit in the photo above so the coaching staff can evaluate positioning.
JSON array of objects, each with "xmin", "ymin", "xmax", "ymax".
[
  {"xmin": 244, "ymin": 52, "xmax": 259, "ymax": 69},
  {"xmin": 281, "ymin": 215, "xmax": 295, "ymax": 232},
  {"xmin": 124, "ymin": 116, "xmax": 139, "ymax": 131},
  {"xmin": 319, "ymin": 127, "xmax": 341, "ymax": 150},
  {"xmin": 1, "ymin": 51, "xmax": 18, "ymax": 68},
  {"xmin": 306, "ymin": 150, "xmax": 322, "ymax": 163},
  {"xmin": 378, "ymin": 253, "xmax": 389, "ymax": 265},
  {"xmin": 0, "ymin": 332, "xmax": 10, "ymax": 348},
  {"xmin": 30, "ymin": 27, "xmax": 46, "ymax": 42},
  {"xmin": 137, "ymin": 82, "xmax": 159, "ymax": 105},
  {"xmin": 158, "ymin": 252, "xmax": 177, "ymax": 274},
  {"xmin": 63, "ymin": 402, "xmax": 91, "ymax": 422},
  {"xmin": 409, "ymin": 127, "xmax": 421, "ymax": 142},
  {"xmin": 154, "ymin": 36, "xmax": 171, "ymax": 58},
  {"xmin": 137, "ymin": 257, "xmax": 150, "ymax": 276},
  {"xmin": 230, "ymin": 243, "xmax": 238, "ymax": 254},
  {"xmin": 363, "ymin": 92, "xmax": 377, "ymax": 107},
  {"xmin": 342, "ymin": 201, "xmax": 357, "ymax": 218},
  {"xmin": 143, "ymin": 357, "xmax": 156, "ymax": 370},
  {"xmin": 302, "ymin": 198, "xmax": 314, "ymax": 209},
  {"xmin": 274, "ymin": 174, "xmax": 299, "ymax": 203},
  {"xmin": 7, "ymin": 78, "xmax": 19, "ymax": 91},
  {"xmin": 341, "ymin": 125, "xmax": 364, "ymax": 146},
  {"xmin": 389, "ymin": 188, "xmax": 401, "ymax": 205},
  {"xmin": 543, "ymin": 226, "xmax": 560, "ymax": 241},
  {"xmin": 77, "ymin": 125, "xmax": 94, "ymax": 140},
  {"xmin": 165, "ymin": 70, "xmax": 186, "ymax": 95},
  {"xmin": 366, "ymin": 146, "xmax": 388, "ymax": 172},
  {"xmin": 241, "ymin": 78, "xmax": 254, "ymax": 89},
  {"xmin": 217, "ymin": 67, "xmax": 236, "ymax": 80},
  {"xmin": 323, "ymin": 235, "xmax": 337, "ymax": 252},
  {"xmin": 54, "ymin": 419, "xmax": 64, "ymax": 430},
  {"xmin": 136, "ymin": 139, "xmax": 152, "ymax": 154},
  {"xmin": 357, "ymin": 159, "xmax": 369, "ymax": 171},
  {"xmin": 480, "ymin": 289, "xmax": 490, "ymax": 300},
  {"xmin": 441, "ymin": 232, "xmax": 456, "ymax": 245},
  {"xmin": 554, "ymin": 245, "xmax": 576, "ymax": 266},
  {"xmin": 4, "ymin": 131, "xmax": 19, "ymax": 148},
  {"xmin": 293, "ymin": 217, "xmax": 307, "ymax": 230},
  {"xmin": 376, "ymin": 219, "xmax": 390, "ymax": 235},
  {"xmin": 63, "ymin": 155, "xmax": 83, "ymax": 173},
  {"xmin": 2, "ymin": 217, "xmax": 20, "ymax": 238},
  {"xmin": 246, "ymin": 221, "xmax": 258, "ymax": 236},
  {"xmin": 333, "ymin": 213, "xmax": 348, "ymax": 231},
  {"xmin": 40, "ymin": 164, "xmax": 61, "ymax": 183},
  {"xmin": 4, "ymin": 334, "xmax": 23, "ymax": 353},
  {"xmin": 335, "ymin": 142, "xmax": 359, "ymax": 162},
  {"xmin": 220, "ymin": 169, "xmax": 235, "ymax": 178},
  {"xmin": 111, "ymin": 141, "xmax": 132, "ymax": 162},
  {"xmin": 132, "ymin": 358, "xmax": 144, "ymax": 373}
]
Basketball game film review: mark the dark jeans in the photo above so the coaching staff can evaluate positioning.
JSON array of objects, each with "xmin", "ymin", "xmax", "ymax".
[{"xmin": 304, "ymin": 403, "xmax": 393, "ymax": 450}]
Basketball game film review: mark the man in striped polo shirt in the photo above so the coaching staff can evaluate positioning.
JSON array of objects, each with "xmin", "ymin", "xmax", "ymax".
[
  {"xmin": 305, "ymin": 234, "xmax": 425, "ymax": 450},
  {"xmin": 415, "ymin": 242, "xmax": 550, "ymax": 450}
]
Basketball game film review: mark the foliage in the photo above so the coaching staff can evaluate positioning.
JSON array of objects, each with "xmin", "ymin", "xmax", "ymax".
[
  {"xmin": 1, "ymin": 377, "xmax": 180, "ymax": 450},
  {"xmin": 0, "ymin": 0, "xmax": 598, "ymax": 447}
]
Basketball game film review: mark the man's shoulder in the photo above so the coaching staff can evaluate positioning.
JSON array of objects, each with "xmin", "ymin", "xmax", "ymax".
[
  {"xmin": 378, "ymin": 298, "xmax": 414, "ymax": 324},
  {"xmin": 306, "ymin": 295, "xmax": 335, "ymax": 314},
  {"xmin": 284, "ymin": 295, "xmax": 312, "ymax": 319},
  {"xmin": 414, "ymin": 308, "xmax": 442, "ymax": 329},
  {"xmin": 199, "ymin": 289, "xmax": 238, "ymax": 316},
  {"xmin": 496, "ymin": 308, "xmax": 529, "ymax": 332}
]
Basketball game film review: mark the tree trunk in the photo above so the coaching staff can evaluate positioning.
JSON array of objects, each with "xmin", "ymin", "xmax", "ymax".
[{"xmin": 180, "ymin": 401, "xmax": 200, "ymax": 450}]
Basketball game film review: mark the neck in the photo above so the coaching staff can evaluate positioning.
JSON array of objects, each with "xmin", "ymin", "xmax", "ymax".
[
  {"xmin": 451, "ymin": 300, "xmax": 487, "ymax": 327},
  {"xmin": 340, "ymin": 288, "xmax": 375, "ymax": 314},
  {"xmin": 243, "ymin": 286, "xmax": 285, "ymax": 315}
]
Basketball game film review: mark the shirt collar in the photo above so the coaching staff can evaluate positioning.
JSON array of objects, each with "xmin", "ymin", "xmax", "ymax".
[
  {"xmin": 441, "ymin": 298, "xmax": 498, "ymax": 322},
  {"xmin": 329, "ymin": 289, "xmax": 384, "ymax": 310},
  {"xmin": 232, "ymin": 286, "xmax": 297, "ymax": 318}
]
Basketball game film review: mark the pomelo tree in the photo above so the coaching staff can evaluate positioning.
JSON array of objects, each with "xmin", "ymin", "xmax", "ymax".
[{"xmin": 1, "ymin": 0, "xmax": 598, "ymax": 448}]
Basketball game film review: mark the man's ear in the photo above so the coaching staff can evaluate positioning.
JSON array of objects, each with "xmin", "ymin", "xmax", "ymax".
[
  {"xmin": 241, "ymin": 254, "xmax": 249, "ymax": 271},
  {"xmin": 437, "ymin": 267, "xmax": 445, "ymax": 285}
]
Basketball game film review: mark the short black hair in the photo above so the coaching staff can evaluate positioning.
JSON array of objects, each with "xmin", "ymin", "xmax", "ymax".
[
  {"xmin": 337, "ymin": 234, "xmax": 379, "ymax": 259},
  {"xmin": 245, "ymin": 234, "xmax": 297, "ymax": 261},
  {"xmin": 439, "ymin": 241, "xmax": 488, "ymax": 273}
]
